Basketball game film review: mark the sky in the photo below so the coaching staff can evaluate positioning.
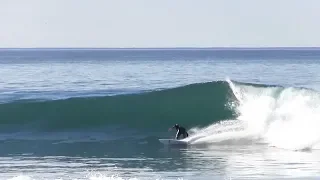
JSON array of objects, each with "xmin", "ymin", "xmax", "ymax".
[{"xmin": 0, "ymin": 0, "xmax": 320, "ymax": 48}]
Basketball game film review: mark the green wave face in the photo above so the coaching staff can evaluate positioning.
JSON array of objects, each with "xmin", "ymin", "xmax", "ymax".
[{"xmin": 0, "ymin": 81, "xmax": 236, "ymax": 132}]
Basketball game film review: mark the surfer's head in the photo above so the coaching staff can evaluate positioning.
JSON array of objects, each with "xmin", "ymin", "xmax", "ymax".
[{"xmin": 173, "ymin": 124, "xmax": 179, "ymax": 129}]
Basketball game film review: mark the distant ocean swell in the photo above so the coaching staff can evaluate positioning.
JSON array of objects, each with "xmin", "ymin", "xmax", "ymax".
[{"xmin": 0, "ymin": 81, "xmax": 236, "ymax": 132}]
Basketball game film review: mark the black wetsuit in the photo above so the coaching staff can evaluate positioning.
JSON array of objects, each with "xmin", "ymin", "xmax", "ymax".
[{"xmin": 175, "ymin": 126, "xmax": 189, "ymax": 139}]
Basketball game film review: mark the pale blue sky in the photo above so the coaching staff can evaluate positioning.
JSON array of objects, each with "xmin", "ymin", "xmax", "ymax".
[{"xmin": 1, "ymin": 0, "xmax": 319, "ymax": 48}]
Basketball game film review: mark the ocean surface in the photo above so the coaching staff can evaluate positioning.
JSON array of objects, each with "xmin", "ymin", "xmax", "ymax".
[{"xmin": 1, "ymin": 48, "xmax": 320, "ymax": 180}]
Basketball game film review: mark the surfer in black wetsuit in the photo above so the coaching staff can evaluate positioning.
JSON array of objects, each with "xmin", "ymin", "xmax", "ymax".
[{"xmin": 172, "ymin": 124, "xmax": 189, "ymax": 140}]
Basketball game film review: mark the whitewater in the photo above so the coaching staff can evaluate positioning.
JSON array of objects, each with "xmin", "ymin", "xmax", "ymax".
[
  {"xmin": 2, "ymin": 48, "xmax": 320, "ymax": 179},
  {"xmin": 186, "ymin": 79, "xmax": 320, "ymax": 151}
]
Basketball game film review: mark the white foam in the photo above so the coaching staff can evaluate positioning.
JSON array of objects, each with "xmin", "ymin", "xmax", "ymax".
[
  {"xmin": 7, "ymin": 175, "xmax": 140, "ymax": 180},
  {"xmin": 7, "ymin": 176, "xmax": 32, "ymax": 180},
  {"xmin": 187, "ymin": 78, "xmax": 320, "ymax": 151},
  {"xmin": 89, "ymin": 175, "xmax": 139, "ymax": 180}
]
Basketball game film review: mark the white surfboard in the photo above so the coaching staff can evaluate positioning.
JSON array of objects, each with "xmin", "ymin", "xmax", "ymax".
[{"xmin": 159, "ymin": 139, "xmax": 188, "ymax": 145}]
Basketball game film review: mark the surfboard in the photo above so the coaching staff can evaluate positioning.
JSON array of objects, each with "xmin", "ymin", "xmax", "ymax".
[{"xmin": 159, "ymin": 139, "xmax": 188, "ymax": 145}]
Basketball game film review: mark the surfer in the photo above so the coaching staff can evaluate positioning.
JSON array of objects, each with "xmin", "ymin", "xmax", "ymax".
[{"xmin": 171, "ymin": 124, "xmax": 189, "ymax": 140}]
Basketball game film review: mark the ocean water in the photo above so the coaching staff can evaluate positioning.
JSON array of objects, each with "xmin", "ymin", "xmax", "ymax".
[{"xmin": 1, "ymin": 48, "xmax": 320, "ymax": 179}]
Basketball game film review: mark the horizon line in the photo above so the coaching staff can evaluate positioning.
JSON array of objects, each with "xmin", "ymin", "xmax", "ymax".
[{"xmin": 1, "ymin": 47, "xmax": 320, "ymax": 50}]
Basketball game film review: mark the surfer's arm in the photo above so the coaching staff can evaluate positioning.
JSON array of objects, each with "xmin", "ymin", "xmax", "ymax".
[{"xmin": 175, "ymin": 130, "xmax": 180, "ymax": 139}]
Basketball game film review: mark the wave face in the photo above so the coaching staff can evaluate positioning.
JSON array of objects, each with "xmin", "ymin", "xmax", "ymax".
[{"xmin": 0, "ymin": 81, "xmax": 235, "ymax": 133}]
